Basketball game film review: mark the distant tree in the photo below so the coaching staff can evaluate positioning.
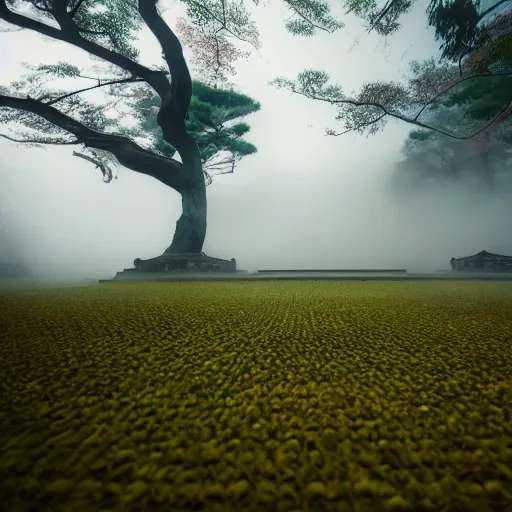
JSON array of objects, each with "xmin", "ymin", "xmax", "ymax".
[
  {"xmin": 396, "ymin": 126, "xmax": 512, "ymax": 189},
  {"xmin": 394, "ymin": 10, "xmax": 512, "ymax": 187}
]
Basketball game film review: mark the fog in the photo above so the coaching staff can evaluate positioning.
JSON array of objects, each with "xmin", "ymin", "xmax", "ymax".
[{"xmin": 1, "ymin": 0, "xmax": 512, "ymax": 280}]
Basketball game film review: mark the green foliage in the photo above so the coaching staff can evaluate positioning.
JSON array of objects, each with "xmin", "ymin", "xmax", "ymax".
[
  {"xmin": 408, "ymin": 72, "xmax": 512, "ymax": 142},
  {"xmin": 399, "ymin": 72, "xmax": 512, "ymax": 186},
  {"xmin": 72, "ymin": 0, "xmax": 141, "ymax": 60},
  {"xmin": 284, "ymin": 0, "xmax": 344, "ymax": 35},
  {"xmin": 468, "ymin": 32, "xmax": 512, "ymax": 73},
  {"xmin": 182, "ymin": 0, "xmax": 262, "ymax": 47},
  {"xmin": 407, "ymin": 59, "xmax": 459, "ymax": 106},
  {"xmin": 2, "ymin": 62, "xmax": 121, "ymax": 137},
  {"xmin": 439, "ymin": 74, "xmax": 512, "ymax": 121},
  {"xmin": 180, "ymin": 0, "xmax": 341, "ymax": 44},
  {"xmin": 128, "ymin": 80, "xmax": 260, "ymax": 171},
  {"xmin": 408, "ymin": 129, "xmax": 434, "ymax": 142},
  {"xmin": 343, "ymin": 0, "xmax": 413, "ymax": 35},
  {"xmin": 5, "ymin": 0, "xmax": 141, "ymax": 60},
  {"xmin": 33, "ymin": 62, "xmax": 82, "ymax": 78},
  {"xmin": 427, "ymin": 0, "xmax": 481, "ymax": 61},
  {"xmin": 274, "ymin": 68, "xmax": 410, "ymax": 136}
]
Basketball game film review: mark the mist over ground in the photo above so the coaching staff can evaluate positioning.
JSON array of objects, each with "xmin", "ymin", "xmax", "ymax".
[
  {"xmin": 2, "ymin": 136, "xmax": 511, "ymax": 280},
  {"xmin": 1, "ymin": 0, "xmax": 511, "ymax": 280}
]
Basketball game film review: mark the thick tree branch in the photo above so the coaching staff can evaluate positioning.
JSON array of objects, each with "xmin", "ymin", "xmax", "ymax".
[
  {"xmin": 45, "ymin": 77, "xmax": 144, "ymax": 105},
  {"xmin": 283, "ymin": 0, "xmax": 331, "ymax": 33},
  {"xmin": 289, "ymin": 85, "xmax": 512, "ymax": 140},
  {"xmin": 412, "ymin": 70, "xmax": 512, "ymax": 121},
  {"xmin": 0, "ymin": 93, "xmax": 187, "ymax": 191},
  {"xmin": 50, "ymin": 0, "xmax": 81, "ymax": 35},
  {"xmin": 69, "ymin": 0, "xmax": 86, "ymax": 17},
  {"xmin": 0, "ymin": 0, "xmax": 171, "ymax": 100},
  {"xmin": 138, "ymin": 0, "xmax": 195, "ymax": 159}
]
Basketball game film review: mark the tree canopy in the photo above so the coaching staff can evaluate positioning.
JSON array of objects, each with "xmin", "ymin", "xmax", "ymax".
[
  {"xmin": 0, "ymin": 0, "xmax": 345, "ymax": 184},
  {"xmin": 128, "ymin": 80, "xmax": 260, "ymax": 184},
  {"xmin": 0, "ymin": 4, "xmax": 261, "ymax": 185},
  {"xmin": 1, "ymin": 0, "xmax": 510, "ymax": 193}
]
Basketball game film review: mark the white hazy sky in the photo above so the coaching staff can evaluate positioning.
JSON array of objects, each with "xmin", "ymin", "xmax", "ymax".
[{"xmin": 1, "ymin": 0, "xmax": 512, "ymax": 278}]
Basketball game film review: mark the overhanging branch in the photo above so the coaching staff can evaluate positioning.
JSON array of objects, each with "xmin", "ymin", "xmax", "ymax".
[
  {"xmin": 0, "ymin": 0, "xmax": 171, "ymax": 101},
  {"xmin": 283, "ymin": 0, "xmax": 332, "ymax": 33},
  {"xmin": 280, "ymin": 68, "xmax": 512, "ymax": 140},
  {"xmin": 289, "ymin": 85, "xmax": 512, "ymax": 140},
  {"xmin": 45, "ymin": 77, "xmax": 145, "ymax": 105},
  {"xmin": 0, "ymin": 92, "xmax": 187, "ymax": 191}
]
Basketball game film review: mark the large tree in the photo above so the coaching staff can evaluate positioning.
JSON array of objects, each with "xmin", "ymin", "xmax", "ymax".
[
  {"xmin": 0, "ymin": 0, "xmax": 346, "ymax": 258},
  {"xmin": 0, "ymin": 0, "xmax": 269, "ymax": 256},
  {"xmin": 2, "ymin": 1, "xmax": 509, "ymax": 261}
]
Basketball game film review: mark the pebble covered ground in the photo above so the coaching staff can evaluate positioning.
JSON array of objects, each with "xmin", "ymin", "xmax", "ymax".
[{"xmin": 1, "ymin": 281, "xmax": 511, "ymax": 512}]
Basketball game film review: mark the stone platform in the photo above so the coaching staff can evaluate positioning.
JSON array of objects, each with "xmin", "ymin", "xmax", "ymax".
[
  {"xmin": 113, "ymin": 252, "xmax": 236, "ymax": 280},
  {"xmin": 99, "ymin": 270, "xmax": 512, "ymax": 283}
]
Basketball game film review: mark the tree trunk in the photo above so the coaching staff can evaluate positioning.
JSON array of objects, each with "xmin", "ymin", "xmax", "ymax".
[
  {"xmin": 165, "ymin": 182, "xmax": 207, "ymax": 254},
  {"xmin": 165, "ymin": 142, "xmax": 207, "ymax": 254}
]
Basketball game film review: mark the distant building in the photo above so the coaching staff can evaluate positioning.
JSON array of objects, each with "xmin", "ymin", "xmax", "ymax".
[{"xmin": 451, "ymin": 250, "xmax": 512, "ymax": 271}]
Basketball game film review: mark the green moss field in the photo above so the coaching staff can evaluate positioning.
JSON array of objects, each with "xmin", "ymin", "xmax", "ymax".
[{"xmin": 1, "ymin": 281, "xmax": 512, "ymax": 512}]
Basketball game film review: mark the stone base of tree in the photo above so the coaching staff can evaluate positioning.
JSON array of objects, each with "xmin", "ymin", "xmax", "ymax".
[{"xmin": 114, "ymin": 252, "xmax": 236, "ymax": 279}]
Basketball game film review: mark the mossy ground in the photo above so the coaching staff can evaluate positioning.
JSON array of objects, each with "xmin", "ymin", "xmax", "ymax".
[{"xmin": 1, "ymin": 281, "xmax": 511, "ymax": 512}]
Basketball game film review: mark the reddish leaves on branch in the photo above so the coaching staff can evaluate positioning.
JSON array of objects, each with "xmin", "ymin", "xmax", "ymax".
[{"xmin": 175, "ymin": 17, "xmax": 249, "ymax": 87}]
